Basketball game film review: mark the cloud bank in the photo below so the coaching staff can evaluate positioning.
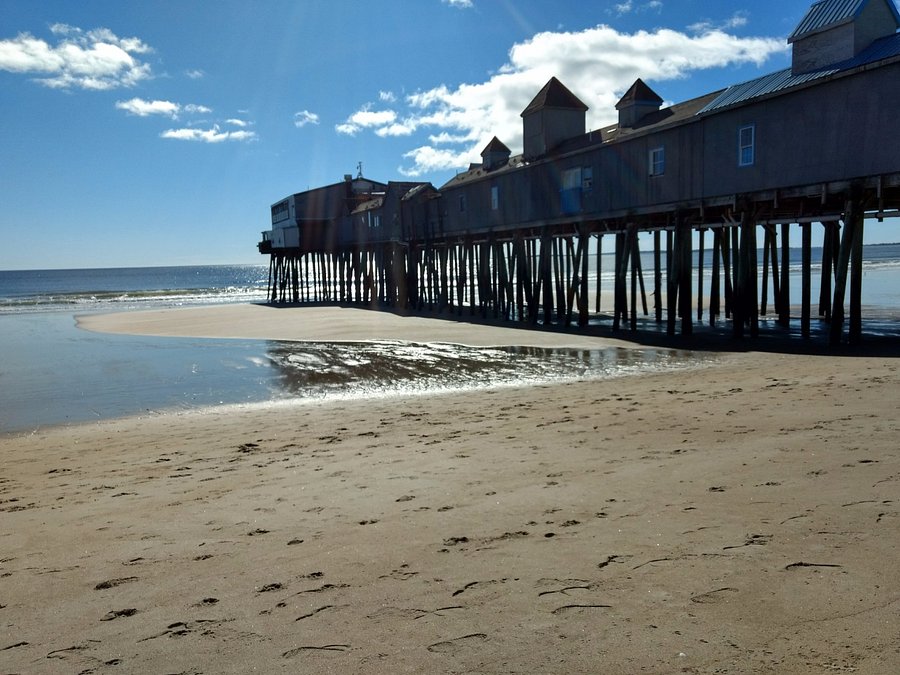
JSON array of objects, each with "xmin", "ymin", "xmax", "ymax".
[
  {"xmin": 0, "ymin": 23, "xmax": 152, "ymax": 90},
  {"xmin": 335, "ymin": 22, "xmax": 787, "ymax": 176}
]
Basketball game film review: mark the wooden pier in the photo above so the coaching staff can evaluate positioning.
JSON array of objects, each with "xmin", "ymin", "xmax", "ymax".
[
  {"xmin": 259, "ymin": 1, "xmax": 900, "ymax": 346},
  {"xmin": 263, "ymin": 175, "xmax": 900, "ymax": 346}
]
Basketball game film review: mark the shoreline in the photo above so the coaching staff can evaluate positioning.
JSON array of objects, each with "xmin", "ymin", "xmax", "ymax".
[
  {"xmin": 76, "ymin": 302, "xmax": 638, "ymax": 349},
  {"xmin": 11, "ymin": 304, "xmax": 739, "ymax": 435}
]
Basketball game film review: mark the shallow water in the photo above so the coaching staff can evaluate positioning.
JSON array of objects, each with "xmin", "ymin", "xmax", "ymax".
[{"xmin": 0, "ymin": 311, "xmax": 708, "ymax": 434}]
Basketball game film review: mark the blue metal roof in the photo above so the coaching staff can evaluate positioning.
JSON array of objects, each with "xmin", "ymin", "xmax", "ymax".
[
  {"xmin": 789, "ymin": 0, "xmax": 900, "ymax": 42},
  {"xmin": 698, "ymin": 31, "xmax": 900, "ymax": 114}
]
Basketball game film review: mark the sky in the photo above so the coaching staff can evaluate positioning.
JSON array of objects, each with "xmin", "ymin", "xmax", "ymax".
[{"xmin": 1, "ymin": 0, "xmax": 896, "ymax": 270}]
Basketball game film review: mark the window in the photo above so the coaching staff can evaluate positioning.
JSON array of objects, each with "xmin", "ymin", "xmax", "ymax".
[
  {"xmin": 649, "ymin": 147, "xmax": 665, "ymax": 176},
  {"xmin": 582, "ymin": 167, "xmax": 593, "ymax": 191},
  {"xmin": 562, "ymin": 167, "xmax": 581, "ymax": 190},
  {"xmin": 491, "ymin": 186, "xmax": 499, "ymax": 210},
  {"xmin": 561, "ymin": 167, "xmax": 582, "ymax": 215},
  {"xmin": 459, "ymin": 194, "xmax": 466, "ymax": 213},
  {"xmin": 271, "ymin": 200, "xmax": 290, "ymax": 224},
  {"xmin": 738, "ymin": 124, "xmax": 755, "ymax": 167}
]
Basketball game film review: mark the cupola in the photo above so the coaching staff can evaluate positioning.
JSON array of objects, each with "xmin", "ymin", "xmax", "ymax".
[
  {"xmin": 481, "ymin": 136, "xmax": 511, "ymax": 171},
  {"xmin": 788, "ymin": 0, "xmax": 900, "ymax": 74},
  {"xmin": 615, "ymin": 78, "xmax": 663, "ymax": 128},
  {"xmin": 521, "ymin": 77, "xmax": 588, "ymax": 161}
]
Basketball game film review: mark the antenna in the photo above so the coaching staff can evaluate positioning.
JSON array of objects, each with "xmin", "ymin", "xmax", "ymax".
[{"xmin": 356, "ymin": 161, "xmax": 363, "ymax": 178}]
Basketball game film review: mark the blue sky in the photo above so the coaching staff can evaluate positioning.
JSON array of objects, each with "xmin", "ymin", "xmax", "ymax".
[{"xmin": 0, "ymin": 0, "xmax": 895, "ymax": 270}]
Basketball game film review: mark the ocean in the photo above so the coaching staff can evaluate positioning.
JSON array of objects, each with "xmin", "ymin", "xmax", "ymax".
[{"xmin": 2, "ymin": 246, "xmax": 899, "ymax": 433}]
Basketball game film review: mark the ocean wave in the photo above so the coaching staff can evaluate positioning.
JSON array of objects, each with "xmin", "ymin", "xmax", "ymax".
[{"xmin": 0, "ymin": 286, "xmax": 268, "ymax": 315}]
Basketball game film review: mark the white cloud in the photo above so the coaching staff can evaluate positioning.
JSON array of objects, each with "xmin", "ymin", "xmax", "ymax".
[
  {"xmin": 335, "ymin": 122, "xmax": 360, "ymax": 135},
  {"xmin": 115, "ymin": 97, "xmax": 211, "ymax": 119},
  {"xmin": 294, "ymin": 110, "xmax": 320, "ymax": 127},
  {"xmin": 115, "ymin": 97, "xmax": 179, "ymax": 118},
  {"xmin": 443, "ymin": 0, "xmax": 474, "ymax": 8},
  {"xmin": 183, "ymin": 103, "xmax": 213, "ymax": 114},
  {"xmin": 402, "ymin": 145, "xmax": 475, "ymax": 175},
  {"xmin": 0, "ymin": 24, "xmax": 152, "ymax": 90},
  {"xmin": 226, "ymin": 118, "xmax": 248, "ymax": 127},
  {"xmin": 375, "ymin": 122, "xmax": 416, "ymax": 137},
  {"xmin": 335, "ymin": 107, "xmax": 398, "ymax": 135},
  {"xmin": 160, "ymin": 125, "xmax": 258, "ymax": 143},
  {"xmin": 689, "ymin": 12, "xmax": 749, "ymax": 34},
  {"xmin": 343, "ymin": 23, "xmax": 787, "ymax": 176},
  {"xmin": 611, "ymin": 1, "xmax": 662, "ymax": 15},
  {"xmin": 379, "ymin": 90, "xmax": 397, "ymax": 103},
  {"xmin": 185, "ymin": 68, "xmax": 205, "ymax": 79}
]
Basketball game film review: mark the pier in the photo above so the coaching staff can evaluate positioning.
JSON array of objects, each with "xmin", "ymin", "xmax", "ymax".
[{"xmin": 259, "ymin": 0, "xmax": 900, "ymax": 346}]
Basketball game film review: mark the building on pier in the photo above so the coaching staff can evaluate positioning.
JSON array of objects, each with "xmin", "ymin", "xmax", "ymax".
[{"xmin": 259, "ymin": 0, "xmax": 900, "ymax": 344}]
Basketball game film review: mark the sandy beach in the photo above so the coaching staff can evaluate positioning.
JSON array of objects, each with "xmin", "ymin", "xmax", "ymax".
[{"xmin": 3, "ymin": 305, "xmax": 899, "ymax": 673}]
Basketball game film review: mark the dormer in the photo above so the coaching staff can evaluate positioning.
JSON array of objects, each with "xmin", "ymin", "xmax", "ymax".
[
  {"xmin": 481, "ymin": 136, "xmax": 511, "ymax": 171},
  {"xmin": 789, "ymin": 0, "xmax": 900, "ymax": 74},
  {"xmin": 521, "ymin": 77, "xmax": 588, "ymax": 161},
  {"xmin": 615, "ymin": 78, "xmax": 663, "ymax": 128}
]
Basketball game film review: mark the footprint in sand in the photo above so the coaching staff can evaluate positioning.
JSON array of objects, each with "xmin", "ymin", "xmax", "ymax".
[
  {"xmin": 690, "ymin": 587, "xmax": 738, "ymax": 604},
  {"xmin": 100, "ymin": 608, "xmax": 137, "ymax": 621},
  {"xmin": 94, "ymin": 576, "xmax": 138, "ymax": 590},
  {"xmin": 426, "ymin": 633, "xmax": 488, "ymax": 654}
]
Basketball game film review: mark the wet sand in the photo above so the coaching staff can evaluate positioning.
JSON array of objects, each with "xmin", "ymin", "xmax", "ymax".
[
  {"xmin": 3, "ymin": 305, "xmax": 899, "ymax": 673},
  {"xmin": 77, "ymin": 303, "xmax": 633, "ymax": 348}
]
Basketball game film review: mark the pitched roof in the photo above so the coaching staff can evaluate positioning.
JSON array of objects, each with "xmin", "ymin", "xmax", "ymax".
[
  {"xmin": 481, "ymin": 136, "xmax": 511, "ymax": 155},
  {"xmin": 615, "ymin": 78, "xmax": 664, "ymax": 109},
  {"xmin": 520, "ymin": 77, "xmax": 589, "ymax": 116},
  {"xmin": 789, "ymin": 0, "xmax": 900, "ymax": 43}
]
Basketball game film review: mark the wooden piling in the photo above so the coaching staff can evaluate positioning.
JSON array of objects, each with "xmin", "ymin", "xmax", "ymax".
[
  {"xmin": 710, "ymin": 229, "xmax": 721, "ymax": 326},
  {"xmin": 697, "ymin": 228, "xmax": 705, "ymax": 321},
  {"xmin": 653, "ymin": 230, "xmax": 662, "ymax": 323},
  {"xmin": 801, "ymin": 223, "xmax": 812, "ymax": 338},
  {"xmin": 678, "ymin": 218, "xmax": 693, "ymax": 336},
  {"xmin": 830, "ymin": 195, "xmax": 863, "ymax": 345},
  {"xmin": 778, "ymin": 223, "xmax": 790, "ymax": 326}
]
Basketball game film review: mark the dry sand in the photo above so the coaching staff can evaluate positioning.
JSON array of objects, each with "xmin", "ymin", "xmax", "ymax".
[{"xmin": 3, "ymin": 305, "xmax": 899, "ymax": 673}]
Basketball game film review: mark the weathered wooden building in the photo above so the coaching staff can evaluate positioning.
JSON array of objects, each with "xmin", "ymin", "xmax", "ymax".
[{"xmin": 259, "ymin": 0, "xmax": 900, "ymax": 344}]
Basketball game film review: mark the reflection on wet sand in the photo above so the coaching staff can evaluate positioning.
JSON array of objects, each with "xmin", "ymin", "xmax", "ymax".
[{"xmin": 262, "ymin": 341, "xmax": 711, "ymax": 401}]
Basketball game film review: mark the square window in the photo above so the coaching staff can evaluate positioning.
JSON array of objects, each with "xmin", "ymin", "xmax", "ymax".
[
  {"xmin": 491, "ymin": 185, "xmax": 499, "ymax": 210},
  {"xmin": 649, "ymin": 147, "xmax": 665, "ymax": 176},
  {"xmin": 582, "ymin": 167, "xmax": 593, "ymax": 191},
  {"xmin": 562, "ymin": 167, "xmax": 581, "ymax": 190},
  {"xmin": 739, "ymin": 125, "xmax": 755, "ymax": 166}
]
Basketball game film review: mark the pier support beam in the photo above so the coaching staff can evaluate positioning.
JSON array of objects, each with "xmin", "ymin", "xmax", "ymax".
[
  {"xmin": 710, "ymin": 229, "xmax": 721, "ymax": 326},
  {"xmin": 733, "ymin": 212, "xmax": 758, "ymax": 338},
  {"xmin": 779, "ymin": 224, "xmax": 791, "ymax": 327},
  {"xmin": 653, "ymin": 230, "xmax": 662, "ymax": 323},
  {"xmin": 830, "ymin": 191, "xmax": 865, "ymax": 346},
  {"xmin": 678, "ymin": 218, "xmax": 693, "ymax": 336},
  {"xmin": 801, "ymin": 223, "xmax": 812, "ymax": 338}
]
